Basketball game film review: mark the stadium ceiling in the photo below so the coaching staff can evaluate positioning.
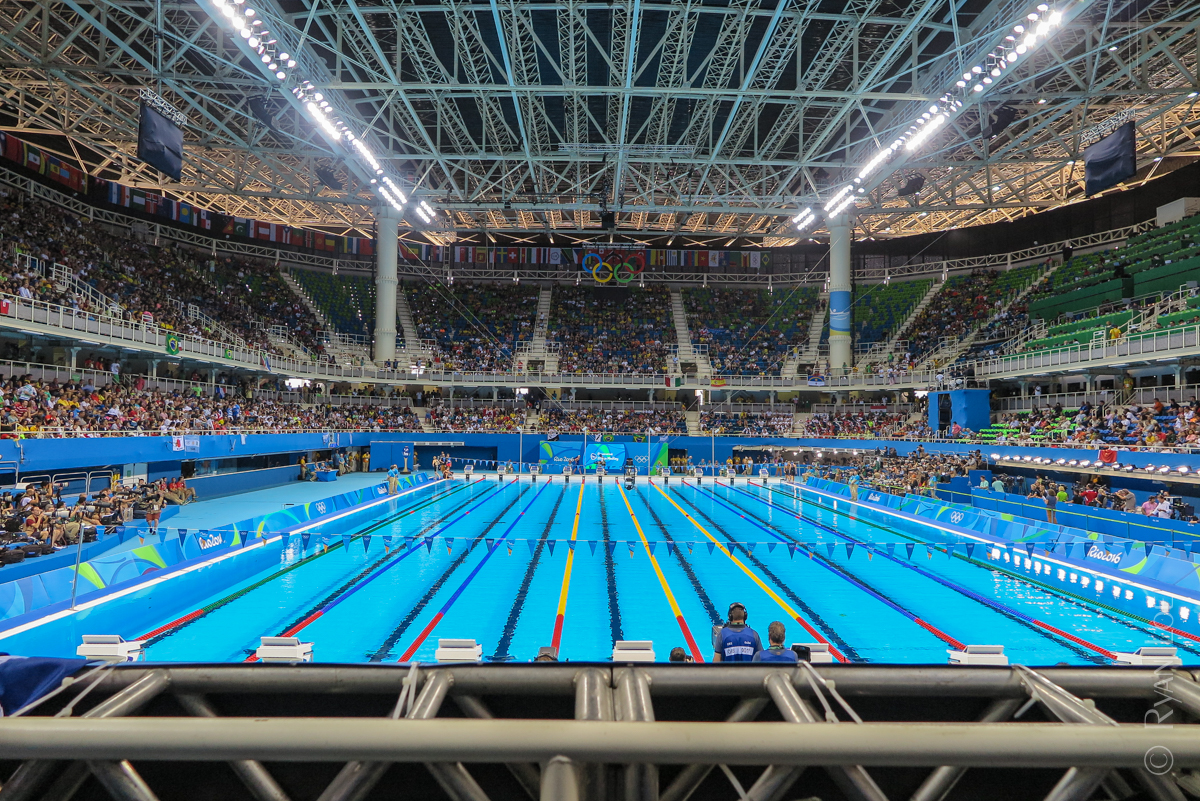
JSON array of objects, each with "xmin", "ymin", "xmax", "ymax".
[{"xmin": 0, "ymin": 0, "xmax": 1195, "ymax": 244}]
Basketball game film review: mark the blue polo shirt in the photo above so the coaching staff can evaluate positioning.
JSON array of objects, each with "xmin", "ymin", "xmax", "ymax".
[{"xmin": 753, "ymin": 646, "xmax": 799, "ymax": 663}]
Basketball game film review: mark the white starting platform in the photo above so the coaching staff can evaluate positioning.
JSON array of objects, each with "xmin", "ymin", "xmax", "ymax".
[
  {"xmin": 612, "ymin": 640, "xmax": 656, "ymax": 663},
  {"xmin": 77, "ymin": 635, "xmax": 145, "ymax": 663},
  {"xmin": 796, "ymin": 642, "xmax": 835, "ymax": 664},
  {"xmin": 1113, "ymin": 646, "xmax": 1182, "ymax": 666},
  {"xmin": 255, "ymin": 636, "xmax": 314, "ymax": 663},
  {"xmin": 435, "ymin": 638, "xmax": 484, "ymax": 663},
  {"xmin": 948, "ymin": 644, "xmax": 1008, "ymax": 666}
]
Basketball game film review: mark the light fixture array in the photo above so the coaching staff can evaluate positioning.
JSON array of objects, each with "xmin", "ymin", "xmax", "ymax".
[
  {"xmin": 207, "ymin": 0, "xmax": 433, "ymax": 220},
  {"xmin": 794, "ymin": 2, "xmax": 1069, "ymax": 233}
]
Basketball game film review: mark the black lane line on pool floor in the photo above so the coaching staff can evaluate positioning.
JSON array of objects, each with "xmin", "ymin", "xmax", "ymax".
[
  {"xmin": 492, "ymin": 486, "xmax": 569, "ymax": 660},
  {"xmin": 143, "ymin": 480, "xmax": 483, "ymax": 647},
  {"xmin": 766, "ymin": 484, "xmax": 1200, "ymax": 659},
  {"xmin": 711, "ymin": 484, "xmax": 1101, "ymax": 664},
  {"xmin": 598, "ymin": 486, "xmax": 625, "ymax": 645},
  {"xmin": 366, "ymin": 486, "xmax": 532, "ymax": 662},
  {"xmin": 633, "ymin": 487, "xmax": 721, "ymax": 627},
  {"xmin": 669, "ymin": 487, "xmax": 861, "ymax": 662},
  {"xmin": 256, "ymin": 483, "xmax": 500, "ymax": 651}
]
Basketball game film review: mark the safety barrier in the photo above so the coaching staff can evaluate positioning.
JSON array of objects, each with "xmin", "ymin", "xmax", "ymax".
[{"xmin": 0, "ymin": 474, "xmax": 433, "ymax": 632}]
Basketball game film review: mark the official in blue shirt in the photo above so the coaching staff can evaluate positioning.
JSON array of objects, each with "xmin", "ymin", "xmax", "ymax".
[
  {"xmin": 753, "ymin": 621, "xmax": 798, "ymax": 663},
  {"xmin": 712, "ymin": 602, "xmax": 762, "ymax": 662}
]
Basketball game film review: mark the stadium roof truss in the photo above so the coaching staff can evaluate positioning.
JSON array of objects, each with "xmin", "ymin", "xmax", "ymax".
[{"xmin": 0, "ymin": 0, "xmax": 1195, "ymax": 242}]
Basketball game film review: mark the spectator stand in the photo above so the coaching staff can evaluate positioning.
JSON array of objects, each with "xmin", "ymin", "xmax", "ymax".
[{"xmin": 697, "ymin": 403, "xmax": 795, "ymax": 437}]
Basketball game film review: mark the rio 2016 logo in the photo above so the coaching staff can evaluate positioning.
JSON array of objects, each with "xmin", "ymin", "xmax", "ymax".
[{"xmin": 196, "ymin": 532, "xmax": 223, "ymax": 550}]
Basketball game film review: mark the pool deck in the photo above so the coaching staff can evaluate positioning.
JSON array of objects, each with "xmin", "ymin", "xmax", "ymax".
[{"xmin": 166, "ymin": 472, "xmax": 387, "ymax": 531}]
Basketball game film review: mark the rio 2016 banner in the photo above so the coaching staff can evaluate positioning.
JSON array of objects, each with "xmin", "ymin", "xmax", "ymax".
[{"xmin": 539, "ymin": 439, "xmax": 668, "ymax": 473}]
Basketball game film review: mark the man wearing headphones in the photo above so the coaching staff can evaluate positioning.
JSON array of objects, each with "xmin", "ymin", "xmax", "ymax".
[{"xmin": 711, "ymin": 602, "xmax": 762, "ymax": 662}]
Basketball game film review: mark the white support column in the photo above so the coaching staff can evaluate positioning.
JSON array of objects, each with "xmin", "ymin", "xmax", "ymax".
[
  {"xmin": 374, "ymin": 206, "xmax": 401, "ymax": 364},
  {"xmin": 828, "ymin": 214, "xmax": 853, "ymax": 376}
]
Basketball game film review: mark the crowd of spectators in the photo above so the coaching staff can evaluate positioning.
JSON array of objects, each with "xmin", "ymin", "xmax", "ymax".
[
  {"xmin": 698, "ymin": 410, "xmax": 793, "ymax": 436},
  {"xmin": 903, "ymin": 271, "xmax": 1003, "ymax": 360},
  {"xmin": 425, "ymin": 403, "xmax": 525, "ymax": 432},
  {"xmin": 0, "ymin": 192, "xmax": 325, "ymax": 358},
  {"xmin": 0, "ymin": 475, "xmax": 202, "ymax": 555},
  {"xmin": 0, "ymin": 372, "xmax": 423, "ymax": 437},
  {"xmin": 797, "ymin": 409, "xmax": 910, "ymax": 438},
  {"xmin": 988, "ymin": 397, "xmax": 1200, "ymax": 448},
  {"xmin": 685, "ymin": 288, "xmax": 807, "ymax": 375},
  {"xmin": 537, "ymin": 406, "xmax": 686, "ymax": 434},
  {"xmin": 408, "ymin": 283, "xmax": 540, "ymax": 372},
  {"xmin": 549, "ymin": 286, "xmax": 674, "ymax": 374}
]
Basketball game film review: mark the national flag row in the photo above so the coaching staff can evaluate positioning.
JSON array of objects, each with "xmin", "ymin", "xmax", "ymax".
[
  {"xmin": 0, "ymin": 131, "xmax": 375, "ymax": 257},
  {"xmin": 448, "ymin": 246, "xmax": 773, "ymax": 270}
]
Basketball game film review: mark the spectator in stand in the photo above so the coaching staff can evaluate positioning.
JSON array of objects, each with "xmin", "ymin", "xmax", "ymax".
[{"xmin": 699, "ymin": 409, "xmax": 792, "ymax": 436}]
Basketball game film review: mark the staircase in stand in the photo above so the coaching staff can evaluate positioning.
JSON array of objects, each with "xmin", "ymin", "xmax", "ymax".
[
  {"xmin": 516, "ymin": 285, "xmax": 558, "ymax": 373},
  {"xmin": 781, "ymin": 291, "xmax": 828, "ymax": 377},
  {"xmin": 281, "ymin": 271, "xmax": 330, "ymax": 329},
  {"xmin": 884, "ymin": 280, "xmax": 943, "ymax": 357},
  {"xmin": 685, "ymin": 409, "xmax": 702, "ymax": 436},
  {"xmin": 670, "ymin": 288, "xmax": 712, "ymax": 375},
  {"xmin": 395, "ymin": 285, "xmax": 420, "ymax": 344}
]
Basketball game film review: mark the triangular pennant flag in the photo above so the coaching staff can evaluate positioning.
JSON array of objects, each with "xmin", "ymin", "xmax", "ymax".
[
  {"xmin": 1145, "ymin": 544, "xmax": 1155, "ymax": 557},
  {"xmin": 885, "ymin": 543, "xmax": 895, "ymax": 556},
  {"xmin": 424, "ymin": 537, "xmax": 434, "ymax": 552},
  {"xmin": 965, "ymin": 543, "xmax": 975, "ymax": 559},
  {"xmin": 905, "ymin": 543, "xmax": 915, "ymax": 559},
  {"xmin": 383, "ymin": 535, "xmax": 394, "ymax": 550},
  {"xmin": 1045, "ymin": 543, "xmax": 1056, "ymax": 553},
  {"xmin": 445, "ymin": 537, "xmax": 455, "ymax": 551},
  {"xmin": 686, "ymin": 542, "xmax": 694, "ymax": 554},
  {"xmin": 925, "ymin": 545, "xmax": 933, "ymax": 559},
  {"xmin": 767, "ymin": 542, "xmax": 777, "ymax": 553},
  {"xmin": 405, "ymin": 535, "xmax": 415, "ymax": 547},
  {"xmin": 341, "ymin": 533, "xmax": 352, "ymax": 550},
  {"xmin": 706, "ymin": 541, "xmax": 716, "ymax": 555},
  {"xmin": 1123, "ymin": 541, "xmax": 1133, "ymax": 554},
  {"xmin": 666, "ymin": 542, "xmax": 676, "ymax": 555},
  {"xmin": 507, "ymin": 541, "xmax": 513, "ymax": 555},
  {"xmin": 1025, "ymin": 543, "xmax": 1036, "ymax": 557},
  {"xmin": 301, "ymin": 532, "xmax": 311, "ymax": 551},
  {"xmin": 825, "ymin": 543, "xmax": 836, "ymax": 558},
  {"xmin": 1062, "ymin": 542, "xmax": 1074, "ymax": 558},
  {"xmin": 647, "ymin": 542, "xmax": 656, "ymax": 555},
  {"xmin": 845, "ymin": 543, "xmax": 855, "ymax": 559},
  {"xmin": 588, "ymin": 540, "xmax": 599, "ymax": 555},
  {"xmin": 746, "ymin": 542, "xmax": 755, "ymax": 555},
  {"xmin": 628, "ymin": 541, "xmax": 636, "ymax": 557},
  {"xmin": 867, "ymin": 549, "xmax": 873, "ymax": 561},
  {"xmin": 177, "ymin": 528, "xmax": 187, "ymax": 543},
  {"xmin": 528, "ymin": 540, "xmax": 537, "ymax": 554},
  {"xmin": 363, "ymin": 535, "xmax": 372, "ymax": 553},
  {"xmin": 547, "ymin": 540, "xmax": 556, "ymax": 556},
  {"xmin": 607, "ymin": 540, "xmax": 617, "ymax": 556},
  {"xmin": 947, "ymin": 544, "xmax": 956, "ymax": 559},
  {"xmin": 787, "ymin": 543, "xmax": 796, "ymax": 559},
  {"xmin": 486, "ymin": 538, "xmax": 495, "ymax": 551},
  {"xmin": 568, "ymin": 541, "xmax": 575, "ymax": 552}
]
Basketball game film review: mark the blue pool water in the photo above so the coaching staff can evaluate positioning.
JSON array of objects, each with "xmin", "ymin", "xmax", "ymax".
[{"xmin": 7, "ymin": 476, "xmax": 1195, "ymax": 664}]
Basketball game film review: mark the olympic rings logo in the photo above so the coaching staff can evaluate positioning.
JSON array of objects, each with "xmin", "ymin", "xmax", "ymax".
[{"xmin": 583, "ymin": 251, "xmax": 645, "ymax": 284}]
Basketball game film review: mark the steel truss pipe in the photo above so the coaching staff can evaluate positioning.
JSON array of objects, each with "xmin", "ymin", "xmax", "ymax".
[
  {"xmin": 87, "ymin": 666, "xmax": 1186, "ymax": 700},
  {"xmin": 2, "ymin": 719, "xmax": 1200, "ymax": 767}
]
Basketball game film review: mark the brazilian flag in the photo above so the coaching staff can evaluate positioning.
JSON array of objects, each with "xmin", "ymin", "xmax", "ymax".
[{"xmin": 166, "ymin": 334, "xmax": 180, "ymax": 355}]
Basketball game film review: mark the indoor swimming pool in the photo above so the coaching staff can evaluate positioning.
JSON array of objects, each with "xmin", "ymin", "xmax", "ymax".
[{"xmin": 3, "ymin": 475, "xmax": 1194, "ymax": 665}]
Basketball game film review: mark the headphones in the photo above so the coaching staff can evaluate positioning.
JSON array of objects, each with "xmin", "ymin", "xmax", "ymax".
[{"xmin": 728, "ymin": 602, "xmax": 747, "ymax": 624}]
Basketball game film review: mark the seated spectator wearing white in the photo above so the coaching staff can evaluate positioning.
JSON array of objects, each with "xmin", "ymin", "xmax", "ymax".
[{"xmin": 753, "ymin": 620, "xmax": 799, "ymax": 663}]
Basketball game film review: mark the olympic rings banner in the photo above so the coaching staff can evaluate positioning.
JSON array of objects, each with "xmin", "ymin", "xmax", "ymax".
[{"xmin": 581, "ymin": 250, "xmax": 646, "ymax": 284}]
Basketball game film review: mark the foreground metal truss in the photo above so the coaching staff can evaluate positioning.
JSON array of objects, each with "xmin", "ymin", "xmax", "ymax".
[
  {"xmin": 0, "ymin": 0, "xmax": 1196, "ymax": 241},
  {"xmin": 1, "ymin": 663, "xmax": 1199, "ymax": 801}
]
